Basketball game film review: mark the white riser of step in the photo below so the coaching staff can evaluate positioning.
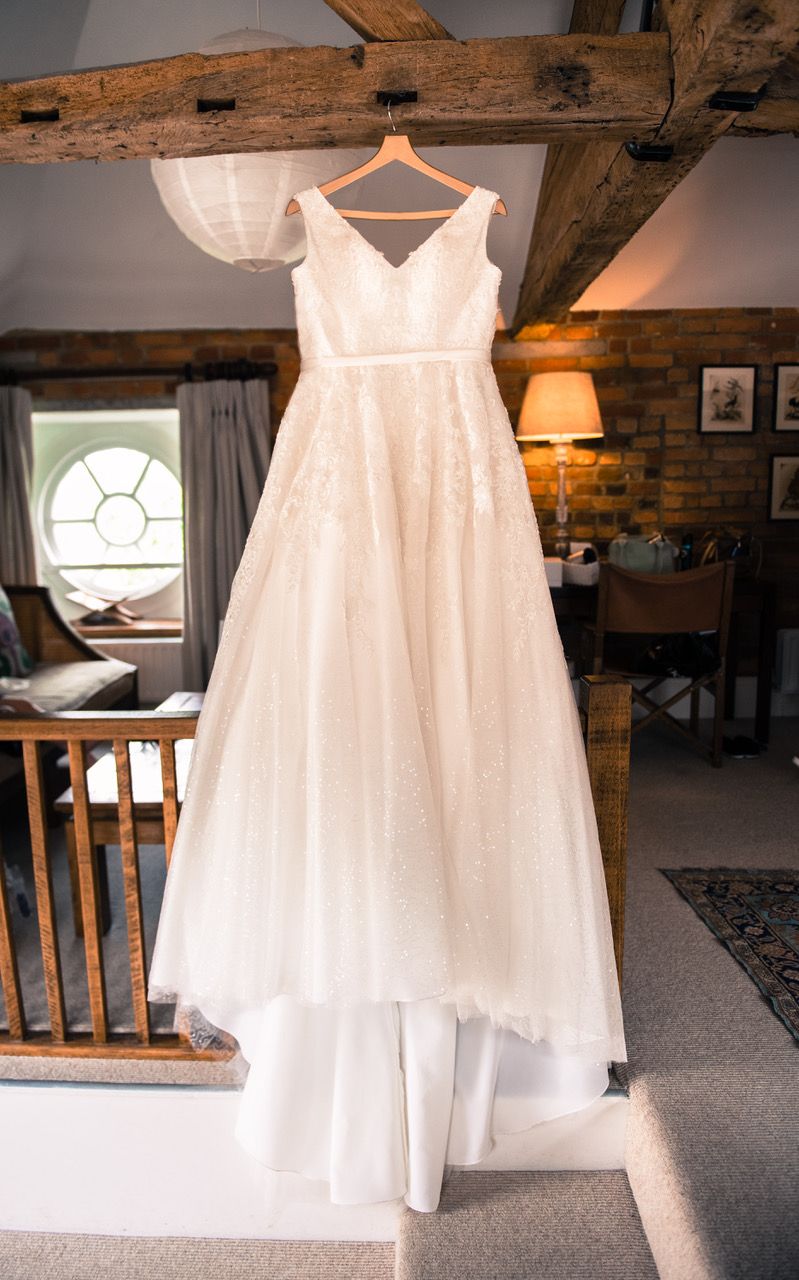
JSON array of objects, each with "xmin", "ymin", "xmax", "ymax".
[{"xmin": 0, "ymin": 1082, "xmax": 626, "ymax": 1241}]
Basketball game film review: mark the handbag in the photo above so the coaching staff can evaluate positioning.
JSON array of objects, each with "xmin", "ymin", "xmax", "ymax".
[{"xmin": 608, "ymin": 532, "xmax": 679, "ymax": 574}]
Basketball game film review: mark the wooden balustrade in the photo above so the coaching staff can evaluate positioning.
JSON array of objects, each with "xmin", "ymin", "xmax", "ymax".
[
  {"xmin": 579, "ymin": 674, "xmax": 632, "ymax": 986},
  {"xmin": 0, "ymin": 677, "xmax": 631, "ymax": 1058},
  {"xmin": 0, "ymin": 710, "xmax": 230, "ymax": 1059}
]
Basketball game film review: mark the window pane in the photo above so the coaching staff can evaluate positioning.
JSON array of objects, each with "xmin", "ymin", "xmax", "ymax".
[
  {"xmin": 136, "ymin": 459, "xmax": 183, "ymax": 517},
  {"xmin": 137, "ymin": 519, "xmax": 183, "ymax": 564},
  {"xmin": 95, "ymin": 494, "xmax": 146, "ymax": 546},
  {"xmin": 84, "ymin": 447, "xmax": 149, "ymax": 495},
  {"xmin": 52, "ymin": 521, "xmax": 107, "ymax": 565},
  {"xmin": 62, "ymin": 566, "xmax": 179, "ymax": 599},
  {"xmin": 103, "ymin": 542, "xmax": 143, "ymax": 565},
  {"xmin": 50, "ymin": 461, "xmax": 103, "ymax": 520}
]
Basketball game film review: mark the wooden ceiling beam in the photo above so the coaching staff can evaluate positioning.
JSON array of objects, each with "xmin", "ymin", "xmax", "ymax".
[
  {"xmin": 514, "ymin": 1, "xmax": 627, "ymax": 339},
  {"xmin": 0, "ymin": 34, "xmax": 670, "ymax": 164},
  {"xmin": 323, "ymin": 0, "xmax": 453, "ymax": 42},
  {"xmin": 567, "ymin": 1, "xmax": 628, "ymax": 37},
  {"xmin": 512, "ymin": 0, "xmax": 799, "ymax": 334},
  {"xmin": 729, "ymin": 48, "xmax": 799, "ymax": 135}
]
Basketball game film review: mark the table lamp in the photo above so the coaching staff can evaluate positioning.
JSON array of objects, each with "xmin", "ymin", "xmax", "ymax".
[{"xmin": 515, "ymin": 370, "xmax": 604, "ymax": 559}]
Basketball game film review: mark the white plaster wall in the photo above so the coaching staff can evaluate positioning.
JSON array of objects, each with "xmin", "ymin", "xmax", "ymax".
[{"xmin": 0, "ymin": 1080, "xmax": 625, "ymax": 1239}]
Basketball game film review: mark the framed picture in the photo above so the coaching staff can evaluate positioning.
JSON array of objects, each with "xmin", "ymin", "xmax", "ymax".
[
  {"xmin": 773, "ymin": 364, "xmax": 799, "ymax": 431},
  {"xmin": 768, "ymin": 455, "xmax": 799, "ymax": 521},
  {"xmin": 697, "ymin": 365, "xmax": 757, "ymax": 433}
]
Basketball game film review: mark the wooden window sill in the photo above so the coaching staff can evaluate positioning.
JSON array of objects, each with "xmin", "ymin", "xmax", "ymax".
[{"xmin": 74, "ymin": 618, "xmax": 183, "ymax": 640}]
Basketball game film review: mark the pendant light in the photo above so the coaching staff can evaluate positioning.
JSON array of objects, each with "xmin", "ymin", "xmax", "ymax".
[{"xmin": 150, "ymin": 29, "xmax": 364, "ymax": 273}]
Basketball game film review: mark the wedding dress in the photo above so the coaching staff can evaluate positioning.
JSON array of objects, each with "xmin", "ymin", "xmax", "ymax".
[{"xmin": 148, "ymin": 182, "xmax": 627, "ymax": 1212}]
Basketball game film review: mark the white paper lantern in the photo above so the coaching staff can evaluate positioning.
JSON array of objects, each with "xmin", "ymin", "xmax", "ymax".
[{"xmin": 150, "ymin": 29, "xmax": 364, "ymax": 272}]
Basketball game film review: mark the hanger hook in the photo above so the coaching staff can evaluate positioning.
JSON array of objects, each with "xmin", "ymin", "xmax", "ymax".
[{"xmin": 386, "ymin": 100, "xmax": 397, "ymax": 133}]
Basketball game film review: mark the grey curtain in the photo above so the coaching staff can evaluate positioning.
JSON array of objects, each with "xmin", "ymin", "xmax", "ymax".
[
  {"xmin": 0, "ymin": 385, "xmax": 38, "ymax": 584},
  {"xmin": 177, "ymin": 379, "xmax": 272, "ymax": 689}
]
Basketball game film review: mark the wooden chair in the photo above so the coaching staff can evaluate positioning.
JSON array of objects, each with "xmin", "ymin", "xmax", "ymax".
[
  {"xmin": 585, "ymin": 561, "xmax": 736, "ymax": 767},
  {"xmin": 5, "ymin": 584, "xmax": 138, "ymax": 710},
  {"xmin": 1, "ymin": 585, "xmax": 139, "ymax": 814}
]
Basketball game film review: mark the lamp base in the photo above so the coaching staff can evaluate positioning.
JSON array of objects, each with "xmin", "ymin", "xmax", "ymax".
[
  {"xmin": 554, "ymin": 444, "xmax": 570, "ymax": 559},
  {"xmin": 554, "ymin": 527, "xmax": 570, "ymax": 560}
]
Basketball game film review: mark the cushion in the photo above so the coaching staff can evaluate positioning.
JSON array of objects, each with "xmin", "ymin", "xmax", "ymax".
[
  {"xmin": 0, "ymin": 586, "xmax": 34, "ymax": 677},
  {"xmin": 0, "ymin": 659, "xmax": 137, "ymax": 712}
]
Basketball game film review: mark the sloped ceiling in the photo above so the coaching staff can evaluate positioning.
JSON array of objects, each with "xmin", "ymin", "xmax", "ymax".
[{"xmin": 1, "ymin": 0, "xmax": 797, "ymax": 332}]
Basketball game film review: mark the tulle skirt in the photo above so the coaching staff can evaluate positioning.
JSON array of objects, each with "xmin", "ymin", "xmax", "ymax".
[{"xmin": 148, "ymin": 359, "xmax": 626, "ymax": 1207}]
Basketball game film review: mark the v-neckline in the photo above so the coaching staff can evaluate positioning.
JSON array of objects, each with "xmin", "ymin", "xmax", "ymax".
[{"xmin": 309, "ymin": 183, "xmax": 484, "ymax": 273}]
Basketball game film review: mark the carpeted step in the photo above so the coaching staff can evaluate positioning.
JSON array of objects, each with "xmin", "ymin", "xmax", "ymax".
[
  {"xmin": 395, "ymin": 1170, "xmax": 658, "ymax": 1280},
  {"xmin": 0, "ymin": 1053, "xmax": 243, "ymax": 1086},
  {"xmin": 621, "ymin": 722, "xmax": 799, "ymax": 1280},
  {"xmin": 0, "ymin": 1231, "xmax": 394, "ymax": 1280},
  {"xmin": 626, "ymin": 1069, "xmax": 799, "ymax": 1280}
]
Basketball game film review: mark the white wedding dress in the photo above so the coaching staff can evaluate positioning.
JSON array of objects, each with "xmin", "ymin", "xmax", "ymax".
[{"xmin": 148, "ymin": 183, "xmax": 627, "ymax": 1212}]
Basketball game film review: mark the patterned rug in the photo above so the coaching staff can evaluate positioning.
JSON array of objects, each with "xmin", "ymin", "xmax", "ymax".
[{"xmin": 661, "ymin": 868, "xmax": 799, "ymax": 1044}]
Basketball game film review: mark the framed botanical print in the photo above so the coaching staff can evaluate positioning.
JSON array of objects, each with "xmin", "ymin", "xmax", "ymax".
[
  {"xmin": 697, "ymin": 365, "xmax": 757, "ymax": 434},
  {"xmin": 773, "ymin": 364, "xmax": 799, "ymax": 431},
  {"xmin": 768, "ymin": 455, "xmax": 799, "ymax": 521}
]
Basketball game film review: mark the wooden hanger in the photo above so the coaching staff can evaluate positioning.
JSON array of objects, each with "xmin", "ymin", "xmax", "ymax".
[{"xmin": 285, "ymin": 132, "xmax": 507, "ymax": 221}]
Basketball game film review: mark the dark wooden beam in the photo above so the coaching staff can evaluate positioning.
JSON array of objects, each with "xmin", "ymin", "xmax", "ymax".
[
  {"xmin": 513, "ymin": 1, "xmax": 627, "ymax": 339},
  {"xmin": 0, "ymin": 34, "xmax": 670, "ymax": 164},
  {"xmin": 729, "ymin": 47, "xmax": 799, "ymax": 135},
  {"xmin": 323, "ymin": 0, "xmax": 453, "ymax": 42},
  {"xmin": 512, "ymin": 0, "xmax": 799, "ymax": 333},
  {"xmin": 568, "ymin": 0, "xmax": 627, "ymax": 37}
]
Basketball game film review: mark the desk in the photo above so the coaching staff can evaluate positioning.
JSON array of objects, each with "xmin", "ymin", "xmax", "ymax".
[{"xmin": 550, "ymin": 584, "xmax": 598, "ymax": 623}]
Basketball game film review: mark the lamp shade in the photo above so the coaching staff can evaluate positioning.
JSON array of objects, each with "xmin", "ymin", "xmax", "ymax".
[
  {"xmin": 150, "ymin": 30, "xmax": 364, "ymax": 273},
  {"xmin": 516, "ymin": 371, "xmax": 604, "ymax": 442}
]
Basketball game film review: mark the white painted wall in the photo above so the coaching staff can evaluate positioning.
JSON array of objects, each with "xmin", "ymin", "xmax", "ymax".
[
  {"xmin": 579, "ymin": 133, "xmax": 799, "ymax": 311},
  {"xmin": 0, "ymin": 1080, "xmax": 625, "ymax": 1239},
  {"xmin": 0, "ymin": 1, "xmax": 797, "ymax": 333}
]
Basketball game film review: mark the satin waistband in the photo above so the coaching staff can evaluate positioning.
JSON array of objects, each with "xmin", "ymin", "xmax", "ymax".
[{"xmin": 301, "ymin": 347, "xmax": 491, "ymax": 371}]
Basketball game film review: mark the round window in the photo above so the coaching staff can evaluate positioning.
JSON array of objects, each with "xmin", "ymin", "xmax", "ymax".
[{"xmin": 39, "ymin": 444, "xmax": 184, "ymax": 601}]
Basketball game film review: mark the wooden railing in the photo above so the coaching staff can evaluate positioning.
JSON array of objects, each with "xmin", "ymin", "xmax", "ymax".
[
  {"xmin": 0, "ymin": 710, "xmax": 230, "ymax": 1059},
  {"xmin": 0, "ymin": 676, "xmax": 631, "ymax": 1058},
  {"xmin": 579, "ymin": 674, "xmax": 632, "ymax": 986}
]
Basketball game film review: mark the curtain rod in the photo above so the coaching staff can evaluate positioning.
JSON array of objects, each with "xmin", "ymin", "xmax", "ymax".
[{"xmin": 0, "ymin": 358, "xmax": 278, "ymax": 385}]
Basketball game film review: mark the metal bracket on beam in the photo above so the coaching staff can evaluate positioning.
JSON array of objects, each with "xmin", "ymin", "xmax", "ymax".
[
  {"xmin": 707, "ymin": 89, "xmax": 762, "ymax": 112},
  {"xmin": 20, "ymin": 108, "xmax": 59, "ymax": 123},
  {"xmin": 376, "ymin": 90, "xmax": 418, "ymax": 107},
  {"xmin": 625, "ymin": 140, "xmax": 674, "ymax": 162}
]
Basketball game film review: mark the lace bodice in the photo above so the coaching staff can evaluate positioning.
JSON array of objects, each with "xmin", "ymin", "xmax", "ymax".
[{"xmin": 291, "ymin": 184, "xmax": 502, "ymax": 361}]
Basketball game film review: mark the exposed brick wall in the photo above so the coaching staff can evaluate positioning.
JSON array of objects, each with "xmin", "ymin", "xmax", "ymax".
[
  {"xmin": 495, "ymin": 308, "xmax": 799, "ymax": 537},
  {"xmin": 2, "ymin": 309, "xmax": 798, "ymax": 621},
  {"xmin": 494, "ymin": 307, "xmax": 799, "ymax": 625},
  {"xmin": 0, "ymin": 328, "xmax": 300, "ymax": 423}
]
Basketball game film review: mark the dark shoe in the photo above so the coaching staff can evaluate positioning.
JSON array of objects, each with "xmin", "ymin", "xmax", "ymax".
[{"xmin": 722, "ymin": 734, "xmax": 761, "ymax": 759}]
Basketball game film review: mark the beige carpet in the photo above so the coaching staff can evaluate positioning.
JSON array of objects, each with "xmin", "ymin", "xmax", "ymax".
[
  {"xmin": 396, "ymin": 1170, "xmax": 658, "ymax": 1280},
  {"xmin": 0, "ymin": 1231, "xmax": 394, "ymax": 1280},
  {"xmin": 621, "ymin": 718, "xmax": 799, "ymax": 1280},
  {"xmin": 0, "ymin": 1053, "xmax": 242, "ymax": 1085}
]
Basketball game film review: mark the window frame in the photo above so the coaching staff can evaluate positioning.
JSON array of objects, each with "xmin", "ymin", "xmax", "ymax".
[{"xmin": 32, "ymin": 408, "xmax": 183, "ymax": 611}]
